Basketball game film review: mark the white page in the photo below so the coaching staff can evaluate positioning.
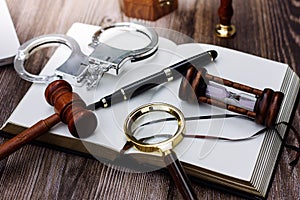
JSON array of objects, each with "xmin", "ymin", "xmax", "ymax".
[{"xmin": 5, "ymin": 23, "xmax": 288, "ymax": 181}]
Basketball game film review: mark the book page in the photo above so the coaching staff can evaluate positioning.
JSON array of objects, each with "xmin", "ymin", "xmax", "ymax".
[{"xmin": 5, "ymin": 23, "xmax": 288, "ymax": 181}]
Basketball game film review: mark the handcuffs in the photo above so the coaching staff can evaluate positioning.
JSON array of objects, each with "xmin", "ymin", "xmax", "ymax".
[{"xmin": 14, "ymin": 22, "xmax": 159, "ymax": 89}]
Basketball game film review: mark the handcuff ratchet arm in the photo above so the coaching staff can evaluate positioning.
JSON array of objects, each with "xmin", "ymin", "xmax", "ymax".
[{"xmin": 14, "ymin": 34, "xmax": 86, "ymax": 84}]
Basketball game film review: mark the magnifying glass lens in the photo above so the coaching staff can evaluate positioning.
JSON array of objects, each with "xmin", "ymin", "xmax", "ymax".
[
  {"xmin": 124, "ymin": 103, "xmax": 198, "ymax": 200},
  {"xmin": 130, "ymin": 111, "xmax": 178, "ymax": 145}
]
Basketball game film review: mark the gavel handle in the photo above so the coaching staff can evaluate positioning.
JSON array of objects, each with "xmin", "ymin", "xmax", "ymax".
[
  {"xmin": 164, "ymin": 150, "xmax": 198, "ymax": 200},
  {"xmin": 0, "ymin": 113, "xmax": 61, "ymax": 160}
]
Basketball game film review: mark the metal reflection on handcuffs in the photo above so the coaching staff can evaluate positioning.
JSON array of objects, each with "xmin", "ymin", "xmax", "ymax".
[
  {"xmin": 124, "ymin": 103, "xmax": 198, "ymax": 200},
  {"xmin": 14, "ymin": 22, "xmax": 159, "ymax": 89}
]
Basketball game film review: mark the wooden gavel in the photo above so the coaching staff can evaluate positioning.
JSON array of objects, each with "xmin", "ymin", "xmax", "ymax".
[
  {"xmin": 179, "ymin": 66, "xmax": 284, "ymax": 127},
  {"xmin": 0, "ymin": 80, "xmax": 97, "ymax": 160}
]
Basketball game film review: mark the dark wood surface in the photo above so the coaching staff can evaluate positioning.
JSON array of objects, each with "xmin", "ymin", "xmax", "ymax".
[{"xmin": 1, "ymin": 0, "xmax": 299, "ymax": 199}]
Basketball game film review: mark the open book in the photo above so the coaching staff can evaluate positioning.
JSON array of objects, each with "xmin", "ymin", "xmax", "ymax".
[{"xmin": 1, "ymin": 23, "xmax": 299, "ymax": 199}]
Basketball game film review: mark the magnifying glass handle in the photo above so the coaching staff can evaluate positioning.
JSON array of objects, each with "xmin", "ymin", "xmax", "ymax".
[{"xmin": 163, "ymin": 150, "xmax": 198, "ymax": 200}]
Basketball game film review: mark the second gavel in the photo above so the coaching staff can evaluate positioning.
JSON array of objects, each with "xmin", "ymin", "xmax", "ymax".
[
  {"xmin": 0, "ymin": 80, "xmax": 97, "ymax": 160},
  {"xmin": 179, "ymin": 66, "xmax": 284, "ymax": 127}
]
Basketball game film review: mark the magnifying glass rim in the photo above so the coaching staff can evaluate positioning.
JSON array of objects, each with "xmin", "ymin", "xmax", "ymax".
[{"xmin": 124, "ymin": 103, "xmax": 185, "ymax": 153}]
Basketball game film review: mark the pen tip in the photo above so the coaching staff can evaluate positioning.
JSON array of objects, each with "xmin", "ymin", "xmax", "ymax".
[{"xmin": 208, "ymin": 50, "xmax": 218, "ymax": 61}]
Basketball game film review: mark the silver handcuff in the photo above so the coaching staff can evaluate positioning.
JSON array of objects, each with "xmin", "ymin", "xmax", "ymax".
[{"xmin": 14, "ymin": 22, "xmax": 158, "ymax": 89}]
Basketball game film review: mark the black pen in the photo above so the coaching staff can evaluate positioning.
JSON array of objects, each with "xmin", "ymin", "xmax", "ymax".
[{"xmin": 87, "ymin": 50, "xmax": 218, "ymax": 110}]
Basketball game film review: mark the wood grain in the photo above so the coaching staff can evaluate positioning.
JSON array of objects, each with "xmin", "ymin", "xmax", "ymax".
[{"xmin": 0, "ymin": 0, "xmax": 299, "ymax": 199}]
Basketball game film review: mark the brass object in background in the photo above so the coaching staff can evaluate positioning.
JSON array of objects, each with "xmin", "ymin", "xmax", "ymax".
[
  {"xmin": 120, "ymin": 0, "xmax": 178, "ymax": 21},
  {"xmin": 215, "ymin": 24, "xmax": 236, "ymax": 38},
  {"xmin": 215, "ymin": 0, "xmax": 236, "ymax": 38}
]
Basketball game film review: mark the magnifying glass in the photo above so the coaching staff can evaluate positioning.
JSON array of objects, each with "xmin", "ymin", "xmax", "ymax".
[{"xmin": 124, "ymin": 103, "xmax": 198, "ymax": 200}]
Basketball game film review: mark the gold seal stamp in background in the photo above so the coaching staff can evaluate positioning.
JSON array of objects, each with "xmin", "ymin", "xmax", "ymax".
[{"xmin": 215, "ymin": 0, "xmax": 236, "ymax": 38}]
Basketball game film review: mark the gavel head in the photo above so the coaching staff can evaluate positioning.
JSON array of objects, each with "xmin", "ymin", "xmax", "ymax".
[{"xmin": 44, "ymin": 80, "xmax": 97, "ymax": 138}]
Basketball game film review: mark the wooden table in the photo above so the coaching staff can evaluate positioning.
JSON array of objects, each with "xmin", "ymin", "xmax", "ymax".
[{"xmin": 1, "ymin": 0, "xmax": 299, "ymax": 199}]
